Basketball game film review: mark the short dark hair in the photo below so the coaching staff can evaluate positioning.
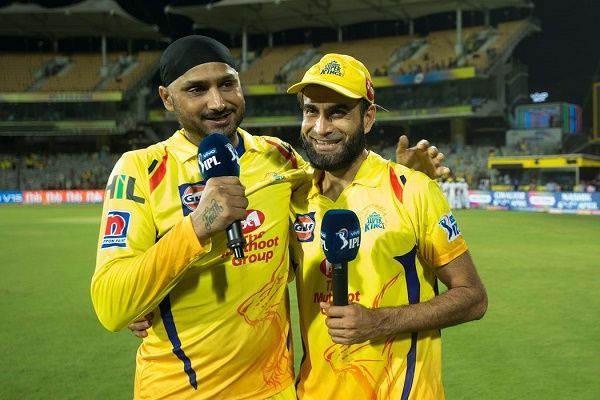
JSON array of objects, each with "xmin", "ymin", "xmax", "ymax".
[{"xmin": 358, "ymin": 99, "xmax": 371, "ymax": 116}]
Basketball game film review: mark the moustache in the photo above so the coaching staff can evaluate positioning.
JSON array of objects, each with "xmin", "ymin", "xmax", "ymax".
[{"xmin": 202, "ymin": 108, "xmax": 235, "ymax": 119}]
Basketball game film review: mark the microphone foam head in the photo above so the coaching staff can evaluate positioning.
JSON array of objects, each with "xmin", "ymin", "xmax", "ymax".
[
  {"xmin": 198, "ymin": 133, "xmax": 240, "ymax": 180},
  {"xmin": 320, "ymin": 209, "xmax": 361, "ymax": 264}
]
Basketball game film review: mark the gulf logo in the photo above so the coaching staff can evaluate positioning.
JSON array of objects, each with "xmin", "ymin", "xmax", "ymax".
[
  {"xmin": 242, "ymin": 209, "xmax": 265, "ymax": 234},
  {"xmin": 178, "ymin": 182, "xmax": 206, "ymax": 216},
  {"xmin": 319, "ymin": 258, "xmax": 333, "ymax": 278},
  {"xmin": 101, "ymin": 210, "xmax": 130, "ymax": 249},
  {"xmin": 293, "ymin": 212, "xmax": 316, "ymax": 242}
]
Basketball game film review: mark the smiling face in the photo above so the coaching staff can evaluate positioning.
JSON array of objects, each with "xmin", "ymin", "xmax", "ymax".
[
  {"xmin": 158, "ymin": 62, "xmax": 245, "ymax": 144},
  {"xmin": 300, "ymin": 85, "xmax": 375, "ymax": 172}
]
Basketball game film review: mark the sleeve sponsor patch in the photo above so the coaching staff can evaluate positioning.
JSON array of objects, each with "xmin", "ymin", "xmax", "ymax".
[
  {"xmin": 178, "ymin": 181, "xmax": 205, "ymax": 216},
  {"xmin": 101, "ymin": 210, "xmax": 131, "ymax": 248},
  {"xmin": 106, "ymin": 174, "xmax": 145, "ymax": 204},
  {"xmin": 438, "ymin": 212, "xmax": 461, "ymax": 242},
  {"xmin": 293, "ymin": 212, "xmax": 316, "ymax": 242}
]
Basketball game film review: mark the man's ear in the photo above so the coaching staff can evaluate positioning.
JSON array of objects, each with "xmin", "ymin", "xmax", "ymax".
[
  {"xmin": 158, "ymin": 86, "xmax": 174, "ymax": 112},
  {"xmin": 363, "ymin": 104, "xmax": 377, "ymax": 134}
]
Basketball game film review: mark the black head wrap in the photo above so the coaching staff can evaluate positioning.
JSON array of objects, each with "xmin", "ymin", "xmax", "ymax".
[{"xmin": 159, "ymin": 35, "xmax": 237, "ymax": 86}]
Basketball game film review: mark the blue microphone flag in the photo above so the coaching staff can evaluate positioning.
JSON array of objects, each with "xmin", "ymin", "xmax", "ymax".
[
  {"xmin": 320, "ymin": 209, "xmax": 361, "ymax": 264},
  {"xmin": 198, "ymin": 133, "xmax": 240, "ymax": 180}
]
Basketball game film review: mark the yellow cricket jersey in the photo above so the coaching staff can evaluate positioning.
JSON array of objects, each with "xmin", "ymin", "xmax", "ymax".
[
  {"xmin": 91, "ymin": 128, "xmax": 309, "ymax": 399},
  {"xmin": 290, "ymin": 152, "xmax": 468, "ymax": 400}
]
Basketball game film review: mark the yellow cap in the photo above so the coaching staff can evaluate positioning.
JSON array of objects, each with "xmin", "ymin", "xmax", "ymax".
[{"xmin": 287, "ymin": 53, "xmax": 375, "ymax": 103}]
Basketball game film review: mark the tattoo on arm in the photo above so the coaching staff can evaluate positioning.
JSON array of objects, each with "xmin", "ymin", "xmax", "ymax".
[{"xmin": 202, "ymin": 199, "xmax": 224, "ymax": 231}]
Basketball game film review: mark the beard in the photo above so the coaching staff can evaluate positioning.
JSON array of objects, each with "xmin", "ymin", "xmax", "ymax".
[{"xmin": 301, "ymin": 124, "xmax": 366, "ymax": 172}]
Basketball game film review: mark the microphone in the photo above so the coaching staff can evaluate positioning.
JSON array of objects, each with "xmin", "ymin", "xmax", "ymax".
[
  {"xmin": 198, "ymin": 133, "xmax": 245, "ymax": 259},
  {"xmin": 320, "ymin": 209, "xmax": 361, "ymax": 306}
]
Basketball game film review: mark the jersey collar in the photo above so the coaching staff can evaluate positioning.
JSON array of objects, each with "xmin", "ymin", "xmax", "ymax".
[
  {"xmin": 352, "ymin": 151, "xmax": 385, "ymax": 187},
  {"xmin": 307, "ymin": 151, "xmax": 384, "ymax": 199},
  {"xmin": 168, "ymin": 128, "xmax": 258, "ymax": 164}
]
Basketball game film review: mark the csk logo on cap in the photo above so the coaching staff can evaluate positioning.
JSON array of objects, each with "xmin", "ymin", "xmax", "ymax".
[{"xmin": 320, "ymin": 60, "xmax": 343, "ymax": 76}]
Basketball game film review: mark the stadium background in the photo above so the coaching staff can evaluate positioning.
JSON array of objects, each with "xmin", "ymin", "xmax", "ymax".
[{"xmin": 0, "ymin": 0, "xmax": 599, "ymax": 399}]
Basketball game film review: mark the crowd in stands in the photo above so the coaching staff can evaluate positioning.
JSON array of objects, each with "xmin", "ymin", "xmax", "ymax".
[
  {"xmin": 245, "ymin": 94, "xmax": 300, "ymax": 117},
  {"xmin": 0, "ymin": 102, "xmax": 119, "ymax": 122},
  {"xmin": 36, "ymin": 56, "xmax": 69, "ymax": 80},
  {"xmin": 368, "ymin": 137, "xmax": 597, "ymax": 193},
  {"xmin": 375, "ymin": 142, "xmax": 492, "ymax": 187},
  {"xmin": 241, "ymin": 20, "xmax": 531, "ymax": 86},
  {"xmin": 0, "ymin": 152, "xmax": 118, "ymax": 190},
  {"xmin": 573, "ymin": 181, "xmax": 598, "ymax": 193},
  {"xmin": 2, "ymin": 140, "xmax": 597, "ymax": 193},
  {"xmin": 0, "ymin": 50, "xmax": 159, "ymax": 94},
  {"xmin": 243, "ymin": 81, "xmax": 483, "ymax": 118},
  {"xmin": 0, "ymin": 19, "xmax": 531, "ymax": 96}
]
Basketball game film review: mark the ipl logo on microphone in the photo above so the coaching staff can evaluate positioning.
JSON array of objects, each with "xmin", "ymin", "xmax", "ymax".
[
  {"xmin": 198, "ymin": 148, "xmax": 220, "ymax": 175},
  {"xmin": 336, "ymin": 228, "xmax": 360, "ymax": 250},
  {"xmin": 321, "ymin": 227, "xmax": 360, "ymax": 252},
  {"xmin": 225, "ymin": 143, "xmax": 240, "ymax": 164}
]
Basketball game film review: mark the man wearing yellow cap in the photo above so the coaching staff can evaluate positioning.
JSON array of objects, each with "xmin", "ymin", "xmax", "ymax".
[{"xmin": 287, "ymin": 54, "xmax": 488, "ymax": 399}]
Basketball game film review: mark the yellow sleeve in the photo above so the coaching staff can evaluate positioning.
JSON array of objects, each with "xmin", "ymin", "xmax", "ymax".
[
  {"xmin": 91, "ymin": 152, "xmax": 211, "ymax": 332},
  {"xmin": 400, "ymin": 169, "xmax": 468, "ymax": 267}
]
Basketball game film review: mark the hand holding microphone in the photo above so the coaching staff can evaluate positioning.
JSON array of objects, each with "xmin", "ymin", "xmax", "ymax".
[
  {"xmin": 193, "ymin": 133, "xmax": 247, "ymax": 258},
  {"xmin": 321, "ymin": 209, "xmax": 379, "ymax": 344},
  {"xmin": 320, "ymin": 209, "xmax": 361, "ymax": 306}
]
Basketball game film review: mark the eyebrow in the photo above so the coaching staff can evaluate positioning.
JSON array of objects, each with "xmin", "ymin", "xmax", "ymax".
[
  {"xmin": 303, "ymin": 103, "xmax": 351, "ymax": 112},
  {"xmin": 182, "ymin": 74, "xmax": 237, "ymax": 88}
]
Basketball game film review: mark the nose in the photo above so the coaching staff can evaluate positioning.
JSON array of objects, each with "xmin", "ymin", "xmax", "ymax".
[
  {"xmin": 206, "ymin": 87, "xmax": 226, "ymax": 111},
  {"xmin": 313, "ymin": 114, "xmax": 333, "ymax": 136}
]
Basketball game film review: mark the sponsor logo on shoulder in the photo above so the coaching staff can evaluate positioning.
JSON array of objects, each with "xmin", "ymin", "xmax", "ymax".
[
  {"xmin": 293, "ymin": 212, "xmax": 316, "ymax": 242},
  {"xmin": 364, "ymin": 211, "xmax": 385, "ymax": 231},
  {"xmin": 438, "ymin": 212, "xmax": 461, "ymax": 242},
  {"xmin": 178, "ymin": 181, "xmax": 205, "ymax": 216},
  {"xmin": 106, "ymin": 174, "xmax": 145, "ymax": 204},
  {"xmin": 101, "ymin": 210, "xmax": 131, "ymax": 248}
]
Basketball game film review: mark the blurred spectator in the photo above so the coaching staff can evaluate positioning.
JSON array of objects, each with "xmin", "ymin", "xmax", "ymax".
[
  {"xmin": 528, "ymin": 179, "xmax": 538, "ymax": 192},
  {"xmin": 0, "ymin": 152, "xmax": 119, "ymax": 190},
  {"xmin": 545, "ymin": 181, "xmax": 559, "ymax": 192}
]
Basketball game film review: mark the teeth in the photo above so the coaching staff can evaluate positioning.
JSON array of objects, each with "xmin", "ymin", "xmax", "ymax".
[{"xmin": 315, "ymin": 139, "xmax": 336, "ymax": 144}]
